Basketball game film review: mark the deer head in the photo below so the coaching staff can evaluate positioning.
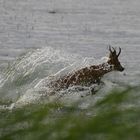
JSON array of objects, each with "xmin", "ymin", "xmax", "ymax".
[{"xmin": 107, "ymin": 45, "xmax": 124, "ymax": 72}]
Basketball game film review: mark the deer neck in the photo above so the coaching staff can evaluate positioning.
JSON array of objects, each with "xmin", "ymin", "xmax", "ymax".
[{"xmin": 90, "ymin": 62, "xmax": 113, "ymax": 78}]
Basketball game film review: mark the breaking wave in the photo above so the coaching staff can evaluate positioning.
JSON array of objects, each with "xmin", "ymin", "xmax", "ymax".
[{"xmin": 0, "ymin": 47, "xmax": 125, "ymax": 110}]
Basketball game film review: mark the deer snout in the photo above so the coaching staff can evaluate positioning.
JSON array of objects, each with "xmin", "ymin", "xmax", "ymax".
[
  {"xmin": 119, "ymin": 66, "xmax": 124, "ymax": 72},
  {"xmin": 114, "ymin": 64, "xmax": 124, "ymax": 72}
]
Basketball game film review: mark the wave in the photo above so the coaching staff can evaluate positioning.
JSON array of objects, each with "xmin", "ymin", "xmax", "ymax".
[{"xmin": 0, "ymin": 46, "xmax": 125, "ymax": 110}]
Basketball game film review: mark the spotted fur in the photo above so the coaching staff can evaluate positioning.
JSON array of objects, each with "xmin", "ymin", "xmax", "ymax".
[{"xmin": 50, "ymin": 46, "xmax": 124, "ymax": 90}]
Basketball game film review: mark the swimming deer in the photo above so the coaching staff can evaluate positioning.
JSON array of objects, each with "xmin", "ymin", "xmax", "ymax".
[{"xmin": 50, "ymin": 46, "xmax": 124, "ymax": 91}]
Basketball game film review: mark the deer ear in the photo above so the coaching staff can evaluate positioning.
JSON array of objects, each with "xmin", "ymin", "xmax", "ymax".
[
  {"xmin": 117, "ymin": 47, "xmax": 121, "ymax": 57},
  {"xmin": 109, "ymin": 45, "xmax": 113, "ymax": 54},
  {"xmin": 108, "ymin": 45, "xmax": 116, "ymax": 55},
  {"xmin": 112, "ymin": 47, "xmax": 117, "ymax": 54}
]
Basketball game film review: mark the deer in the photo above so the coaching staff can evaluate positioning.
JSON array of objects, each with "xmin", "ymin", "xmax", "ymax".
[{"xmin": 49, "ymin": 46, "xmax": 124, "ymax": 94}]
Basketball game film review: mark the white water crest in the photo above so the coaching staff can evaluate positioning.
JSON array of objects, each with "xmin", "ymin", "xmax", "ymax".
[
  {"xmin": 0, "ymin": 47, "xmax": 114, "ymax": 110},
  {"xmin": 0, "ymin": 0, "xmax": 139, "ymax": 118}
]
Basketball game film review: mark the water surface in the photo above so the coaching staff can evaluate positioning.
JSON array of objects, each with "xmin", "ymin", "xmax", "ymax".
[{"xmin": 0, "ymin": 0, "xmax": 140, "ymax": 108}]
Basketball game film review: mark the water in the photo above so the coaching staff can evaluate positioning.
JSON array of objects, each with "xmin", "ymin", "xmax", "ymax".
[
  {"xmin": 0, "ymin": 1, "xmax": 140, "ymax": 139},
  {"xmin": 0, "ymin": 0, "xmax": 140, "ymax": 107}
]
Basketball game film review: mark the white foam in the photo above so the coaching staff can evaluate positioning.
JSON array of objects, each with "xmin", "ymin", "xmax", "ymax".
[{"xmin": 0, "ymin": 47, "xmax": 111, "ymax": 109}]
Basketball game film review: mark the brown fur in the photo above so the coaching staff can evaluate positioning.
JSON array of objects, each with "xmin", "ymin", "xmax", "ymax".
[{"xmin": 50, "ymin": 46, "xmax": 124, "ymax": 90}]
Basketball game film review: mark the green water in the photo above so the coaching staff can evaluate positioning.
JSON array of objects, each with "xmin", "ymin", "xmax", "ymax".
[{"xmin": 0, "ymin": 86, "xmax": 140, "ymax": 140}]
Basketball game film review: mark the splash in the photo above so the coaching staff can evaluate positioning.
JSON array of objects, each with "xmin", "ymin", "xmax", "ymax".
[{"xmin": 0, "ymin": 47, "xmax": 109, "ymax": 109}]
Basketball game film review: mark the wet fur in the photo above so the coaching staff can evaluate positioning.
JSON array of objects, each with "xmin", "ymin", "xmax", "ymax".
[{"xmin": 49, "ymin": 46, "xmax": 124, "ymax": 92}]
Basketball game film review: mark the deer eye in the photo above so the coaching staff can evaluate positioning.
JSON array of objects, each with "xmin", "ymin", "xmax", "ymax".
[{"xmin": 110, "ymin": 65, "xmax": 113, "ymax": 69}]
